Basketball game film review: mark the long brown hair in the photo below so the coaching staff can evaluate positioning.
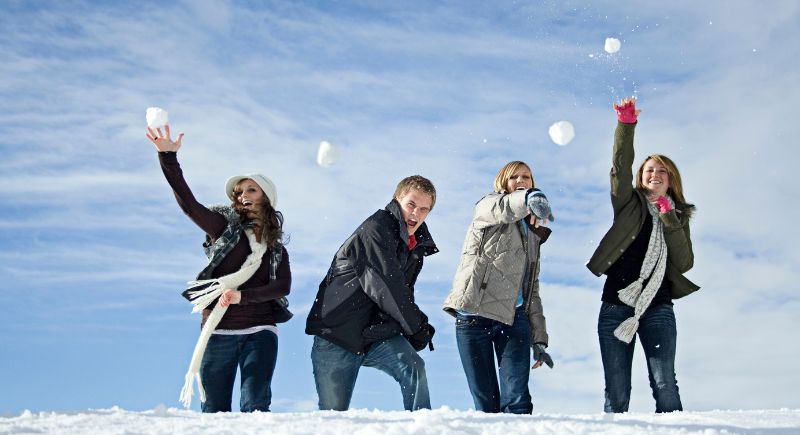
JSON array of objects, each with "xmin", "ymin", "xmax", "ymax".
[
  {"xmin": 231, "ymin": 180, "xmax": 284, "ymax": 246},
  {"xmin": 494, "ymin": 161, "xmax": 534, "ymax": 193},
  {"xmin": 635, "ymin": 154, "xmax": 694, "ymax": 212}
]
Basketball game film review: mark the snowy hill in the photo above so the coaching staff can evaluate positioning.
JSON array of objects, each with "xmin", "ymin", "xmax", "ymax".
[{"xmin": 2, "ymin": 407, "xmax": 799, "ymax": 434}]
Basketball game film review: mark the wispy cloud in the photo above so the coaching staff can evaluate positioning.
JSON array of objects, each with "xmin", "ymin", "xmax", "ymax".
[{"xmin": 1, "ymin": 0, "xmax": 798, "ymax": 414}]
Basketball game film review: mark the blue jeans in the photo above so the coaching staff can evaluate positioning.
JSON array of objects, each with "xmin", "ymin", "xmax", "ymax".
[
  {"xmin": 199, "ymin": 329, "xmax": 278, "ymax": 413},
  {"xmin": 598, "ymin": 302, "xmax": 682, "ymax": 413},
  {"xmin": 310, "ymin": 335, "xmax": 430, "ymax": 411},
  {"xmin": 455, "ymin": 306, "xmax": 532, "ymax": 414}
]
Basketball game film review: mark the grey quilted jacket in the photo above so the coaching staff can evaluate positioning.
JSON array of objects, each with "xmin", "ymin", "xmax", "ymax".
[{"xmin": 443, "ymin": 189, "xmax": 551, "ymax": 345}]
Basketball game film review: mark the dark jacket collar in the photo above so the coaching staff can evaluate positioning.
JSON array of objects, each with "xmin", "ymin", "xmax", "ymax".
[{"xmin": 385, "ymin": 199, "xmax": 439, "ymax": 257}]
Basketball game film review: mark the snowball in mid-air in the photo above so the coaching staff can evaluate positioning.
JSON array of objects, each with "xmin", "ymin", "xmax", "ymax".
[
  {"xmin": 316, "ymin": 141, "xmax": 338, "ymax": 167},
  {"xmin": 146, "ymin": 107, "xmax": 169, "ymax": 128},
  {"xmin": 548, "ymin": 121, "xmax": 575, "ymax": 146},
  {"xmin": 604, "ymin": 37, "xmax": 621, "ymax": 54}
]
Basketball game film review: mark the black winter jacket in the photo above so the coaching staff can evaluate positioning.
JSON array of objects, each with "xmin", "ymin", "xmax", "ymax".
[{"xmin": 305, "ymin": 199, "xmax": 438, "ymax": 354}]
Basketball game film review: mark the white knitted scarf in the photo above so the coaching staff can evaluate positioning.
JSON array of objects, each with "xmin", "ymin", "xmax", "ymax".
[
  {"xmin": 179, "ymin": 229, "xmax": 267, "ymax": 408},
  {"xmin": 613, "ymin": 196, "xmax": 674, "ymax": 343}
]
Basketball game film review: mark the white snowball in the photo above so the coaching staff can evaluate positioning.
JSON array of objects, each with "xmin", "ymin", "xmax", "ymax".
[
  {"xmin": 548, "ymin": 121, "xmax": 575, "ymax": 146},
  {"xmin": 146, "ymin": 107, "xmax": 169, "ymax": 128},
  {"xmin": 604, "ymin": 37, "xmax": 621, "ymax": 54},
  {"xmin": 316, "ymin": 140, "xmax": 338, "ymax": 167}
]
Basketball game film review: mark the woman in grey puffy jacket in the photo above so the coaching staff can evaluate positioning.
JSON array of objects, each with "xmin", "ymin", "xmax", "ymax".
[{"xmin": 443, "ymin": 161, "xmax": 554, "ymax": 414}]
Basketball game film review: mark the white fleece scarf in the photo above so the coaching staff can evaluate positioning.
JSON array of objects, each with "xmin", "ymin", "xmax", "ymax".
[
  {"xmin": 179, "ymin": 229, "xmax": 266, "ymax": 408},
  {"xmin": 613, "ymin": 196, "xmax": 674, "ymax": 343}
]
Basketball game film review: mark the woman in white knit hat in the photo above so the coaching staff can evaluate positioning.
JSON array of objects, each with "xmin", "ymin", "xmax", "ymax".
[
  {"xmin": 147, "ymin": 124, "xmax": 291, "ymax": 413},
  {"xmin": 587, "ymin": 97, "xmax": 699, "ymax": 413}
]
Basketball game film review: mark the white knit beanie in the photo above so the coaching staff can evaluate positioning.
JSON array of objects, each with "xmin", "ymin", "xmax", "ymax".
[{"xmin": 225, "ymin": 173, "xmax": 278, "ymax": 208}]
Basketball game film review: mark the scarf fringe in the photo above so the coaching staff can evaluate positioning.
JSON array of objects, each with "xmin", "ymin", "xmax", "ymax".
[
  {"xmin": 614, "ymin": 317, "xmax": 639, "ymax": 343},
  {"xmin": 617, "ymin": 279, "xmax": 643, "ymax": 306},
  {"xmin": 179, "ymin": 372, "xmax": 199, "ymax": 408},
  {"xmin": 185, "ymin": 281, "xmax": 226, "ymax": 313},
  {"xmin": 185, "ymin": 280, "xmax": 220, "ymax": 300}
]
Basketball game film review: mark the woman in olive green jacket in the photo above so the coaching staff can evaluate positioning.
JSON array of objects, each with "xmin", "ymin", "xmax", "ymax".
[{"xmin": 588, "ymin": 97, "xmax": 698, "ymax": 414}]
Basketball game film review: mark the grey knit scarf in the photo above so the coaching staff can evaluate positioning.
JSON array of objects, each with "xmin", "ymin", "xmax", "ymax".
[{"xmin": 614, "ymin": 195, "xmax": 674, "ymax": 343}]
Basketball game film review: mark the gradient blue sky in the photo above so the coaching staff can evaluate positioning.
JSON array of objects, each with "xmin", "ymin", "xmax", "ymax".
[{"xmin": 1, "ymin": 0, "xmax": 798, "ymax": 414}]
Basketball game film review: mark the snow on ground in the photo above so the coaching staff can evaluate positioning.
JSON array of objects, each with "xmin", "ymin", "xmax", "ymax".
[{"xmin": 2, "ymin": 407, "xmax": 799, "ymax": 435}]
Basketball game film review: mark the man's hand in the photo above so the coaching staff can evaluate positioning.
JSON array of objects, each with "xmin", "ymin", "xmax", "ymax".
[{"xmin": 408, "ymin": 323, "xmax": 435, "ymax": 351}]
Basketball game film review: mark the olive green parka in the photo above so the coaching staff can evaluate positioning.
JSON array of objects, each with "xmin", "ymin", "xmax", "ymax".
[{"xmin": 586, "ymin": 122, "xmax": 699, "ymax": 299}]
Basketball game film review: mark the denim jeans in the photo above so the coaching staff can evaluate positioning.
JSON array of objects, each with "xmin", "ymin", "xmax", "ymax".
[
  {"xmin": 199, "ymin": 329, "xmax": 278, "ymax": 413},
  {"xmin": 310, "ymin": 335, "xmax": 430, "ymax": 411},
  {"xmin": 455, "ymin": 306, "xmax": 533, "ymax": 414},
  {"xmin": 597, "ymin": 302, "xmax": 682, "ymax": 413}
]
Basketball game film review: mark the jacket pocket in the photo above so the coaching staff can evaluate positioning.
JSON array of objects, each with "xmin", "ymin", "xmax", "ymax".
[
  {"xmin": 477, "ymin": 227, "xmax": 488, "ymax": 257},
  {"xmin": 479, "ymin": 263, "xmax": 494, "ymax": 292}
]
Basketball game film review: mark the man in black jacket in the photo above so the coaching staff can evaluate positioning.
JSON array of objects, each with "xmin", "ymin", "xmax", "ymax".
[{"xmin": 306, "ymin": 175, "xmax": 438, "ymax": 411}]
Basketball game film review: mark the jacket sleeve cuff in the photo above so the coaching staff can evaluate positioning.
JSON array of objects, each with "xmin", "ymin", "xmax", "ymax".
[
  {"xmin": 659, "ymin": 209, "xmax": 682, "ymax": 229},
  {"xmin": 158, "ymin": 151, "xmax": 178, "ymax": 165},
  {"xmin": 532, "ymin": 226, "xmax": 552, "ymax": 244}
]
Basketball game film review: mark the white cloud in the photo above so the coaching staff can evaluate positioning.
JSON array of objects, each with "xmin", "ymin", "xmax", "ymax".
[{"xmin": 1, "ymin": 0, "xmax": 798, "ymax": 415}]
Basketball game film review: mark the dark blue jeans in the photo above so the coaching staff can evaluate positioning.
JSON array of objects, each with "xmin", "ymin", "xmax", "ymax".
[
  {"xmin": 310, "ymin": 335, "xmax": 430, "ymax": 411},
  {"xmin": 455, "ymin": 306, "xmax": 532, "ymax": 414},
  {"xmin": 199, "ymin": 329, "xmax": 278, "ymax": 413},
  {"xmin": 598, "ymin": 302, "xmax": 682, "ymax": 413}
]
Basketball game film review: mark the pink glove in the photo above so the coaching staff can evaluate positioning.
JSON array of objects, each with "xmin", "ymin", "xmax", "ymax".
[
  {"xmin": 614, "ymin": 98, "xmax": 638, "ymax": 124},
  {"xmin": 656, "ymin": 196, "xmax": 672, "ymax": 214}
]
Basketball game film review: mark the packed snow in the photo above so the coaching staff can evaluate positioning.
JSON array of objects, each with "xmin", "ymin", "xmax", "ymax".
[
  {"xmin": 316, "ymin": 140, "xmax": 338, "ymax": 167},
  {"xmin": 548, "ymin": 121, "xmax": 575, "ymax": 145},
  {"xmin": 604, "ymin": 37, "xmax": 621, "ymax": 54},
  {"xmin": 146, "ymin": 107, "xmax": 169, "ymax": 128},
  {"xmin": 2, "ymin": 407, "xmax": 799, "ymax": 434}
]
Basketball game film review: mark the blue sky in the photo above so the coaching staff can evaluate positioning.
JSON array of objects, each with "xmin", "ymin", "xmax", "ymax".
[{"xmin": 1, "ymin": 0, "xmax": 798, "ymax": 414}]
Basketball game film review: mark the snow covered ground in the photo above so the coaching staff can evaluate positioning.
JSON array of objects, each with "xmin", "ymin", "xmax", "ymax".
[{"xmin": 2, "ymin": 407, "xmax": 799, "ymax": 434}]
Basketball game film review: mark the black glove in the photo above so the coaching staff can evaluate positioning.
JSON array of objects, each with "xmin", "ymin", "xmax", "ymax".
[
  {"xmin": 533, "ymin": 343, "xmax": 554, "ymax": 368},
  {"xmin": 407, "ymin": 323, "xmax": 435, "ymax": 351}
]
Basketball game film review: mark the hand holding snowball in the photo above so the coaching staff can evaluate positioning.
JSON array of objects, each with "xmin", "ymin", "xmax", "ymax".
[
  {"xmin": 526, "ymin": 188, "xmax": 555, "ymax": 225},
  {"xmin": 613, "ymin": 97, "xmax": 641, "ymax": 124},
  {"xmin": 147, "ymin": 124, "xmax": 184, "ymax": 152}
]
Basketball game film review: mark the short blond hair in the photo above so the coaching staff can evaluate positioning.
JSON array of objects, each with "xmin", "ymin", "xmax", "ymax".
[
  {"xmin": 394, "ymin": 175, "xmax": 437, "ymax": 210},
  {"xmin": 494, "ymin": 161, "xmax": 534, "ymax": 193}
]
